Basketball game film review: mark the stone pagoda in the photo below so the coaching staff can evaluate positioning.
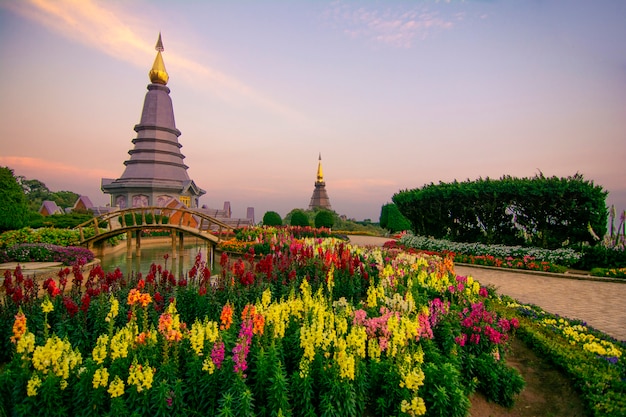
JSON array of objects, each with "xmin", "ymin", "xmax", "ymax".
[
  {"xmin": 102, "ymin": 33, "xmax": 205, "ymax": 209},
  {"xmin": 308, "ymin": 153, "xmax": 332, "ymax": 210}
]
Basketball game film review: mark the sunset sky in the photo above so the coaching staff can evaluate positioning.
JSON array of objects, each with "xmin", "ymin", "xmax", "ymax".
[{"xmin": 1, "ymin": 0, "xmax": 625, "ymax": 221}]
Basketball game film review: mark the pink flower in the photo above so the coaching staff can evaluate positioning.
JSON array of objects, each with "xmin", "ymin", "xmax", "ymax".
[{"xmin": 211, "ymin": 341, "xmax": 225, "ymax": 369}]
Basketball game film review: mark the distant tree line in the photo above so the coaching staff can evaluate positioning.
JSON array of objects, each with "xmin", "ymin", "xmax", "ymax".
[
  {"xmin": 0, "ymin": 166, "xmax": 84, "ymax": 232},
  {"xmin": 393, "ymin": 173, "xmax": 608, "ymax": 249},
  {"xmin": 17, "ymin": 176, "xmax": 79, "ymax": 212}
]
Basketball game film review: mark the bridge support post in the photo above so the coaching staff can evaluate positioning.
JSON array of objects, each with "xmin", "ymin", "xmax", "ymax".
[
  {"xmin": 171, "ymin": 232, "xmax": 177, "ymax": 259},
  {"xmin": 178, "ymin": 232, "xmax": 184, "ymax": 255},
  {"xmin": 126, "ymin": 231, "xmax": 132, "ymax": 258},
  {"xmin": 209, "ymin": 242, "xmax": 214, "ymax": 271},
  {"xmin": 136, "ymin": 231, "xmax": 142, "ymax": 257}
]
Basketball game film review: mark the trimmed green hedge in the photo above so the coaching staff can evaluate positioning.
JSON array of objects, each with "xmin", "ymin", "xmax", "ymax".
[{"xmin": 393, "ymin": 174, "xmax": 608, "ymax": 249}]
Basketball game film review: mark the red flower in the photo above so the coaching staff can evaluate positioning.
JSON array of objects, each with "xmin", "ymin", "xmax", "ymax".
[
  {"xmin": 81, "ymin": 293, "xmax": 91, "ymax": 313},
  {"xmin": 63, "ymin": 296, "xmax": 79, "ymax": 317}
]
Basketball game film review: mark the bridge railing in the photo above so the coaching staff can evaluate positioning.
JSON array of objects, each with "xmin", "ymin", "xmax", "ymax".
[{"xmin": 75, "ymin": 206, "xmax": 233, "ymax": 244}]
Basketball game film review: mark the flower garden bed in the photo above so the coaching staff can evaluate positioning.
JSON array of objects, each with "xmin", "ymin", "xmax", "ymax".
[{"xmin": 0, "ymin": 228, "xmax": 624, "ymax": 416}]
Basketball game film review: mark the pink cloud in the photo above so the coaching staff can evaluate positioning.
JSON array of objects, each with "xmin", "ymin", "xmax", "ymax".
[
  {"xmin": 0, "ymin": 156, "xmax": 117, "ymax": 191},
  {"xmin": 325, "ymin": 2, "xmax": 456, "ymax": 48}
]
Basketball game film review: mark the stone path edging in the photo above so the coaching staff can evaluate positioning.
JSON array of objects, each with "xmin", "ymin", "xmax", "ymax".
[{"xmin": 455, "ymin": 262, "xmax": 626, "ymax": 284}]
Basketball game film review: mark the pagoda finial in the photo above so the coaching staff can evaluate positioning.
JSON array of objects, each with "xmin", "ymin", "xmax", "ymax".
[
  {"xmin": 316, "ymin": 153, "xmax": 324, "ymax": 183},
  {"xmin": 149, "ymin": 33, "xmax": 169, "ymax": 85},
  {"xmin": 155, "ymin": 32, "xmax": 164, "ymax": 52}
]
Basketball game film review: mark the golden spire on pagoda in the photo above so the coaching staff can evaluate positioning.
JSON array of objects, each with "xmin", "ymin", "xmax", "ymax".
[
  {"xmin": 149, "ymin": 32, "xmax": 169, "ymax": 85},
  {"xmin": 316, "ymin": 153, "xmax": 324, "ymax": 183}
]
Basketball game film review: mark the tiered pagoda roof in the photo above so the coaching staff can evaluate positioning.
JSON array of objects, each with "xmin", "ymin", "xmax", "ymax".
[{"xmin": 102, "ymin": 33, "xmax": 205, "ymax": 209}]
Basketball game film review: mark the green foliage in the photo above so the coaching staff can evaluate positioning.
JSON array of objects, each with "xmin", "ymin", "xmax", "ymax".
[
  {"xmin": 508, "ymin": 300, "xmax": 626, "ymax": 417},
  {"xmin": 379, "ymin": 203, "xmax": 411, "ymax": 233},
  {"xmin": 0, "ymin": 167, "xmax": 29, "ymax": 232},
  {"xmin": 590, "ymin": 267, "xmax": 626, "ymax": 279},
  {"xmin": 465, "ymin": 354, "xmax": 525, "ymax": 408},
  {"xmin": 290, "ymin": 210, "xmax": 310, "ymax": 227},
  {"xmin": 314, "ymin": 210, "xmax": 335, "ymax": 229},
  {"xmin": 393, "ymin": 173, "xmax": 608, "ymax": 249},
  {"xmin": 0, "ymin": 226, "xmax": 122, "ymax": 250},
  {"xmin": 262, "ymin": 211, "xmax": 283, "ymax": 226},
  {"xmin": 51, "ymin": 191, "xmax": 80, "ymax": 210},
  {"xmin": 29, "ymin": 213, "xmax": 100, "ymax": 229},
  {"xmin": 576, "ymin": 244, "xmax": 626, "ymax": 270},
  {"xmin": 119, "ymin": 213, "xmax": 168, "ymax": 226},
  {"xmin": 17, "ymin": 176, "xmax": 79, "ymax": 212},
  {"xmin": 421, "ymin": 361, "xmax": 470, "ymax": 417},
  {"xmin": 0, "ymin": 227, "xmax": 80, "ymax": 249}
]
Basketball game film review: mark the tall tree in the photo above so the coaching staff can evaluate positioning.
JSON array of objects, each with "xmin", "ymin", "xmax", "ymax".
[
  {"xmin": 18, "ymin": 177, "xmax": 51, "ymax": 211},
  {"xmin": 0, "ymin": 167, "xmax": 29, "ymax": 231}
]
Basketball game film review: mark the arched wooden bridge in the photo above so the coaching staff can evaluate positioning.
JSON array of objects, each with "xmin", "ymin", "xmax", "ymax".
[{"xmin": 76, "ymin": 206, "xmax": 233, "ymax": 248}]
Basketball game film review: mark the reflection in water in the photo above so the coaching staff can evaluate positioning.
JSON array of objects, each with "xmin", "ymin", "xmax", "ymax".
[{"xmin": 100, "ymin": 238, "xmax": 214, "ymax": 278}]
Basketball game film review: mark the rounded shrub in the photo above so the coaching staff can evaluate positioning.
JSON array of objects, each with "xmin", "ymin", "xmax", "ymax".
[
  {"xmin": 314, "ymin": 210, "xmax": 335, "ymax": 229},
  {"xmin": 262, "ymin": 211, "xmax": 283, "ymax": 226},
  {"xmin": 290, "ymin": 210, "xmax": 310, "ymax": 227}
]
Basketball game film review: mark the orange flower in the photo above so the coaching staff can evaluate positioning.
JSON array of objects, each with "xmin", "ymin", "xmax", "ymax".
[
  {"xmin": 136, "ymin": 332, "xmax": 148, "ymax": 345},
  {"xmin": 128, "ymin": 289, "xmax": 141, "ymax": 306},
  {"xmin": 253, "ymin": 313, "xmax": 265, "ymax": 336},
  {"xmin": 10, "ymin": 311, "xmax": 27, "ymax": 344},
  {"xmin": 139, "ymin": 293, "xmax": 152, "ymax": 308},
  {"xmin": 158, "ymin": 313, "xmax": 182, "ymax": 342},
  {"xmin": 220, "ymin": 303, "xmax": 233, "ymax": 330}
]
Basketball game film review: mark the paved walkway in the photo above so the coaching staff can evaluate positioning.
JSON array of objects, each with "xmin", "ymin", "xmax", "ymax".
[
  {"xmin": 346, "ymin": 236, "xmax": 626, "ymax": 342},
  {"xmin": 455, "ymin": 265, "xmax": 626, "ymax": 341}
]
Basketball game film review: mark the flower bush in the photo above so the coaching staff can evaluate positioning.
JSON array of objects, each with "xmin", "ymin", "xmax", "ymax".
[
  {"xmin": 590, "ymin": 267, "xmax": 626, "ymax": 279},
  {"xmin": 399, "ymin": 233, "xmax": 581, "ymax": 266},
  {"xmin": 385, "ymin": 240, "xmax": 568, "ymax": 273},
  {"xmin": 1, "ymin": 243, "xmax": 94, "ymax": 265},
  {"xmin": 0, "ymin": 227, "xmax": 123, "ymax": 251},
  {"xmin": 502, "ymin": 298, "xmax": 626, "ymax": 416},
  {"xmin": 0, "ymin": 231, "xmax": 526, "ymax": 416}
]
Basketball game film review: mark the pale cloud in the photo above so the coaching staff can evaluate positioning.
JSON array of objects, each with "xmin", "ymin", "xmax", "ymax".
[
  {"xmin": 0, "ymin": 156, "xmax": 117, "ymax": 180},
  {"xmin": 2, "ymin": 0, "xmax": 303, "ymax": 120},
  {"xmin": 325, "ymin": 1, "xmax": 457, "ymax": 48}
]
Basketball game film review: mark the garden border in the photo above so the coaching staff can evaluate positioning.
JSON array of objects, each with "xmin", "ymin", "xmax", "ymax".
[{"xmin": 456, "ymin": 263, "xmax": 626, "ymax": 284}]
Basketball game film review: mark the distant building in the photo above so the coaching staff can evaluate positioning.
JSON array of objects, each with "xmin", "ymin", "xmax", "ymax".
[
  {"xmin": 308, "ymin": 153, "xmax": 332, "ymax": 211},
  {"xmin": 101, "ymin": 33, "xmax": 205, "ymax": 209},
  {"xmin": 197, "ymin": 202, "xmax": 255, "ymax": 228},
  {"xmin": 39, "ymin": 200, "xmax": 63, "ymax": 216},
  {"xmin": 72, "ymin": 195, "xmax": 113, "ymax": 216}
]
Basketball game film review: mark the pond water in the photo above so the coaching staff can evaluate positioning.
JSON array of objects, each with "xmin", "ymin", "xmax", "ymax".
[{"xmin": 99, "ymin": 237, "xmax": 215, "ymax": 278}]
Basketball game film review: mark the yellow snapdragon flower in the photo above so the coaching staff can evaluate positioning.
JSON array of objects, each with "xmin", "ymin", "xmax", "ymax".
[
  {"xmin": 189, "ymin": 320, "xmax": 206, "ymax": 356},
  {"xmin": 127, "ymin": 361, "xmax": 155, "ymax": 392},
  {"xmin": 110, "ymin": 323, "xmax": 136, "ymax": 360},
  {"xmin": 92, "ymin": 334, "xmax": 109, "ymax": 364},
  {"xmin": 108, "ymin": 375, "xmax": 125, "ymax": 398},
  {"xmin": 41, "ymin": 298, "xmax": 54, "ymax": 314},
  {"xmin": 106, "ymin": 296, "xmax": 119, "ymax": 323},
  {"xmin": 93, "ymin": 367, "xmax": 109, "ymax": 389},
  {"xmin": 32, "ymin": 335, "xmax": 82, "ymax": 379},
  {"xmin": 27, "ymin": 375, "xmax": 42, "ymax": 397},
  {"xmin": 202, "ymin": 358, "xmax": 215, "ymax": 374},
  {"xmin": 17, "ymin": 331, "xmax": 35, "ymax": 355},
  {"xmin": 400, "ymin": 396, "xmax": 426, "ymax": 416}
]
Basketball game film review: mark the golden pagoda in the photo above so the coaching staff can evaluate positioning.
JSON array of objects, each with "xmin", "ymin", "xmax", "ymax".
[
  {"xmin": 308, "ymin": 153, "xmax": 332, "ymax": 210},
  {"xmin": 149, "ymin": 32, "xmax": 169, "ymax": 85},
  {"xmin": 102, "ymin": 33, "xmax": 205, "ymax": 209}
]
